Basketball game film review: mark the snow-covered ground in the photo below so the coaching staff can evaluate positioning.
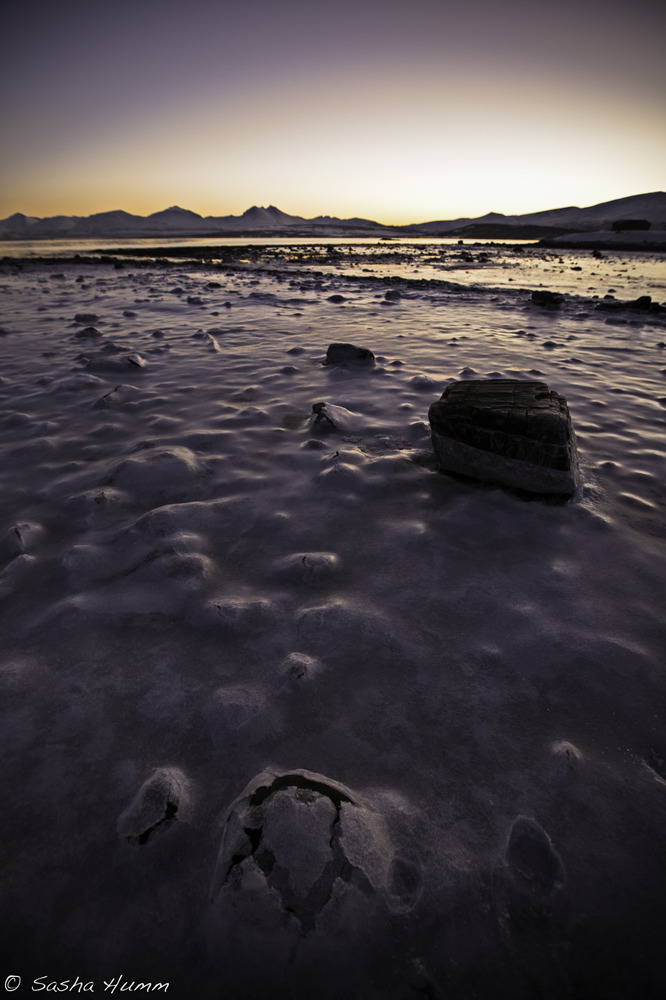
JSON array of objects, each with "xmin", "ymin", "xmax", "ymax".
[{"xmin": 1, "ymin": 246, "xmax": 665, "ymax": 998}]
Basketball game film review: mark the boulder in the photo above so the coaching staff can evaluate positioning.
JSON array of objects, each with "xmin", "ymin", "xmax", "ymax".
[
  {"xmin": 428, "ymin": 379, "xmax": 579, "ymax": 496},
  {"xmin": 325, "ymin": 343, "xmax": 375, "ymax": 365},
  {"xmin": 531, "ymin": 290, "xmax": 564, "ymax": 308}
]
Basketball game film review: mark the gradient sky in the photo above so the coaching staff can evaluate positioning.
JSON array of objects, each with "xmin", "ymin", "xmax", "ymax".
[{"xmin": 1, "ymin": 0, "xmax": 664, "ymax": 224}]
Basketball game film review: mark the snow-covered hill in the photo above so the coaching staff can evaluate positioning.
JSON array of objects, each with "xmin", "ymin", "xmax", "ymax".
[{"xmin": 1, "ymin": 192, "xmax": 665, "ymax": 240}]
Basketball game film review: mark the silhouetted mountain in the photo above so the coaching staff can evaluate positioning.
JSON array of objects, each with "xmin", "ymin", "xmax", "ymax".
[
  {"xmin": 407, "ymin": 192, "xmax": 666, "ymax": 235},
  {"xmin": 1, "ymin": 193, "xmax": 665, "ymax": 240}
]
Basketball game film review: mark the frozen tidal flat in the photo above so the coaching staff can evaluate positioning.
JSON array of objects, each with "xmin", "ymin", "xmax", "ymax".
[{"xmin": 1, "ymin": 246, "xmax": 665, "ymax": 997}]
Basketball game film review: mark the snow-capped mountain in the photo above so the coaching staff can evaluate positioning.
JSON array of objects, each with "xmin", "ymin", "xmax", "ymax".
[{"xmin": 1, "ymin": 192, "xmax": 664, "ymax": 240}]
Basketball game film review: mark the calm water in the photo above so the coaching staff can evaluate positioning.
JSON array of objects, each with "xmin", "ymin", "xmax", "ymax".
[{"xmin": 1, "ymin": 236, "xmax": 664, "ymax": 300}]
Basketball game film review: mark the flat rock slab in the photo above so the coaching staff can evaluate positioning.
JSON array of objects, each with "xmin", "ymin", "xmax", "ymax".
[{"xmin": 428, "ymin": 379, "xmax": 578, "ymax": 496}]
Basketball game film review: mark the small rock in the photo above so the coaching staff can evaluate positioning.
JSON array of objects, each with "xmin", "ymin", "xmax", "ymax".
[
  {"xmin": 309, "ymin": 401, "xmax": 363, "ymax": 433},
  {"xmin": 325, "ymin": 343, "xmax": 375, "ymax": 365}
]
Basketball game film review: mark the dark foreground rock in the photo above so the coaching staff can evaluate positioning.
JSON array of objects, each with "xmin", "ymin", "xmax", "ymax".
[
  {"xmin": 531, "ymin": 290, "xmax": 564, "ymax": 308},
  {"xmin": 428, "ymin": 379, "xmax": 579, "ymax": 496},
  {"xmin": 325, "ymin": 342, "xmax": 375, "ymax": 365}
]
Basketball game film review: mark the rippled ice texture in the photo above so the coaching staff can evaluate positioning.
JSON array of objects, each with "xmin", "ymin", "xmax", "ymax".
[{"xmin": 0, "ymin": 249, "xmax": 665, "ymax": 998}]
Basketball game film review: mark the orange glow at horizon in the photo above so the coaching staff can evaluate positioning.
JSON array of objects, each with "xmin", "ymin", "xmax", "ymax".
[{"xmin": 1, "ymin": 0, "xmax": 664, "ymax": 224}]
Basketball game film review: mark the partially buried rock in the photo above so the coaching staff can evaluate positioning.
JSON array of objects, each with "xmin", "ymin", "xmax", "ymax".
[
  {"xmin": 309, "ymin": 401, "xmax": 363, "ymax": 433},
  {"xmin": 325, "ymin": 343, "xmax": 375, "ymax": 365},
  {"xmin": 428, "ymin": 379, "xmax": 579, "ymax": 496}
]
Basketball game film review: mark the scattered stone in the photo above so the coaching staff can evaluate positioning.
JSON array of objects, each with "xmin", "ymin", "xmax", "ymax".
[
  {"xmin": 531, "ymin": 290, "xmax": 564, "ymax": 308},
  {"xmin": 325, "ymin": 343, "xmax": 375, "ymax": 365},
  {"xmin": 630, "ymin": 295, "xmax": 655, "ymax": 311},
  {"xmin": 309, "ymin": 401, "xmax": 363, "ymax": 433},
  {"xmin": 597, "ymin": 294, "xmax": 663, "ymax": 314},
  {"xmin": 74, "ymin": 312, "xmax": 99, "ymax": 324},
  {"xmin": 88, "ymin": 352, "xmax": 146, "ymax": 373},
  {"xmin": 326, "ymin": 294, "xmax": 346, "ymax": 303},
  {"xmin": 117, "ymin": 767, "xmax": 190, "ymax": 845},
  {"xmin": 384, "ymin": 289, "xmax": 402, "ymax": 301},
  {"xmin": 428, "ymin": 379, "xmax": 579, "ymax": 496}
]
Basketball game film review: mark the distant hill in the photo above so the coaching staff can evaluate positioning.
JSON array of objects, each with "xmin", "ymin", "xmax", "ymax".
[
  {"xmin": 1, "ymin": 192, "xmax": 665, "ymax": 240},
  {"xmin": 405, "ymin": 192, "xmax": 666, "ymax": 237}
]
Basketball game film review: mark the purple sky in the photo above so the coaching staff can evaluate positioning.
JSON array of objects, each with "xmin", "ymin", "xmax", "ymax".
[{"xmin": 2, "ymin": 0, "xmax": 664, "ymax": 222}]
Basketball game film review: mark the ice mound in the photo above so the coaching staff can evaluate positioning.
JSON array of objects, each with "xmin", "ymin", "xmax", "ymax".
[
  {"xmin": 278, "ymin": 651, "xmax": 323, "ymax": 684},
  {"xmin": 505, "ymin": 817, "xmax": 565, "ymax": 897},
  {"xmin": 204, "ymin": 685, "xmax": 269, "ymax": 746},
  {"xmin": 109, "ymin": 446, "xmax": 206, "ymax": 505},
  {"xmin": 208, "ymin": 769, "xmax": 418, "ymax": 995},
  {"xmin": 270, "ymin": 551, "xmax": 341, "ymax": 584},
  {"xmin": 194, "ymin": 595, "xmax": 276, "ymax": 633},
  {"xmin": 117, "ymin": 767, "xmax": 191, "ymax": 846},
  {"xmin": 0, "ymin": 522, "xmax": 43, "ymax": 563},
  {"xmin": 295, "ymin": 599, "xmax": 401, "ymax": 666}
]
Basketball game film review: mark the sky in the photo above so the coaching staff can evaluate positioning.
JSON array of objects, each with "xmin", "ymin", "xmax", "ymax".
[{"xmin": 1, "ymin": 0, "xmax": 664, "ymax": 224}]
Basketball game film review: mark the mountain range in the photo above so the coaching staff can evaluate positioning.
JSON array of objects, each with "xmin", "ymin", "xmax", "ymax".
[{"xmin": 1, "ymin": 192, "xmax": 665, "ymax": 240}]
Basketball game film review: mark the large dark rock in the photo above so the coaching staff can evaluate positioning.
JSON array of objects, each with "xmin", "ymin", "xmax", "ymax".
[
  {"xmin": 531, "ymin": 290, "xmax": 564, "ymax": 308},
  {"xmin": 428, "ymin": 379, "xmax": 579, "ymax": 496},
  {"xmin": 325, "ymin": 343, "xmax": 375, "ymax": 365}
]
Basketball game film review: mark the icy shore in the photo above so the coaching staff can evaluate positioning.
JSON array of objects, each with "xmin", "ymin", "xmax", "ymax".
[{"xmin": 1, "ymin": 247, "xmax": 665, "ymax": 997}]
